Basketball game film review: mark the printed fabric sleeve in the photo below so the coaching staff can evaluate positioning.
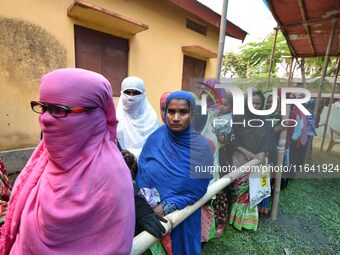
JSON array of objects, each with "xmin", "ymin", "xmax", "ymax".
[{"xmin": 162, "ymin": 201, "xmax": 177, "ymax": 215}]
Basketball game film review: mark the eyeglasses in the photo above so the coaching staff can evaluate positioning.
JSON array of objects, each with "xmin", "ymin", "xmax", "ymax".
[{"xmin": 30, "ymin": 101, "xmax": 97, "ymax": 118}]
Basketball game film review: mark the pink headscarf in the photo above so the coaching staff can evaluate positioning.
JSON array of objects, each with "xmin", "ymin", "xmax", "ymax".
[
  {"xmin": 160, "ymin": 92, "xmax": 171, "ymax": 110},
  {"xmin": 1, "ymin": 68, "xmax": 135, "ymax": 255},
  {"xmin": 159, "ymin": 92, "xmax": 171, "ymax": 122}
]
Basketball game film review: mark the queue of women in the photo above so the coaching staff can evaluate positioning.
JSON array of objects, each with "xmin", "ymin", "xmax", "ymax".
[{"xmin": 0, "ymin": 68, "xmax": 316, "ymax": 255}]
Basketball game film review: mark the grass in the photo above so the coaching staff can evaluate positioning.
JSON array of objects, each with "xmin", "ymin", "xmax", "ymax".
[{"xmin": 202, "ymin": 136, "xmax": 340, "ymax": 255}]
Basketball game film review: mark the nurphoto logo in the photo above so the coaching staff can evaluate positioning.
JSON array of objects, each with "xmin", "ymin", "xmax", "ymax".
[
  {"xmin": 195, "ymin": 79, "xmax": 312, "ymax": 128},
  {"xmin": 200, "ymin": 83, "xmax": 311, "ymax": 116}
]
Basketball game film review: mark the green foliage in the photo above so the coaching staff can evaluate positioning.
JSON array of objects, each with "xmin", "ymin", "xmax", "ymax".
[
  {"xmin": 221, "ymin": 51, "xmax": 247, "ymax": 78},
  {"xmin": 222, "ymin": 30, "xmax": 338, "ymax": 80},
  {"xmin": 304, "ymin": 57, "xmax": 338, "ymax": 78},
  {"xmin": 239, "ymin": 32, "xmax": 290, "ymax": 78},
  {"xmin": 222, "ymin": 31, "xmax": 290, "ymax": 78}
]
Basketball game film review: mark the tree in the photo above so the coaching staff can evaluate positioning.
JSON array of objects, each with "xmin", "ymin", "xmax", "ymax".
[
  {"xmin": 222, "ymin": 31, "xmax": 290, "ymax": 78},
  {"xmin": 304, "ymin": 57, "xmax": 337, "ymax": 77},
  {"xmin": 221, "ymin": 51, "xmax": 247, "ymax": 78},
  {"xmin": 222, "ymin": 30, "xmax": 337, "ymax": 83},
  {"xmin": 241, "ymin": 31, "xmax": 289, "ymax": 78}
]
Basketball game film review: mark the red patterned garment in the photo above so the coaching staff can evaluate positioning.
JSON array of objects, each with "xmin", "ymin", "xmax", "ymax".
[{"xmin": 0, "ymin": 158, "xmax": 12, "ymax": 226}]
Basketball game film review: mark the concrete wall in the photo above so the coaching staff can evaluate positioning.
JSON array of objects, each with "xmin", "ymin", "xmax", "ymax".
[
  {"xmin": 0, "ymin": 147, "xmax": 35, "ymax": 174},
  {"xmin": 0, "ymin": 16, "xmax": 67, "ymax": 150},
  {"xmin": 0, "ymin": 0, "xmax": 220, "ymax": 150}
]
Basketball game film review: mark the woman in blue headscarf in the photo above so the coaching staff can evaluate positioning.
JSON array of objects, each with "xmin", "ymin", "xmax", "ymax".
[{"xmin": 136, "ymin": 91, "xmax": 213, "ymax": 255}]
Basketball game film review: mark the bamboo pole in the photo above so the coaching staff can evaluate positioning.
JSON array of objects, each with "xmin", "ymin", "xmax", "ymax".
[
  {"xmin": 290, "ymin": 58, "xmax": 298, "ymax": 86},
  {"xmin": 270, "ymin": 105, "xmax": 290, "ymax": 220},
  {"xmin": 266, "ymin": 27, "xmax": 279, "ymax": 91},
  {"xmin": 216, "ymin": 0, "xmax": 229, "ymax": 78},
  {"xmin": 286, "ymin": 58, "xmax": 294, "ymax": 87},
  {"xmin": 297, "ymin": 0, "xmax": 316, "ymax": 55},
  {"xmin": 300, "ymin": 58, "xmax": 306, "ymax": 88},
  {"xmin": 313, "ymin": 19, "xmax": 337, "ymax": 152},
  {"xmin": 320, "ymin": 56, "xmax": 340, "ymax": 152},
  {"xmin": 131, "ymin": 158, "xmax": 262, "ymax": 255}
]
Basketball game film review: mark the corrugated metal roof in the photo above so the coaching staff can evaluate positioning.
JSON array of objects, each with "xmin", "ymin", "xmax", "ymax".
[{"xmin": 265, "ymin": 0, "xmax": 340, "ymax": 57}]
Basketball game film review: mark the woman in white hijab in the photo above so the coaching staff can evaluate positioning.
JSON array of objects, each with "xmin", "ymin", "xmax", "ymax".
[{"xmin": 116, "ymin": 76, "xmax": 160, "ymax": 159}]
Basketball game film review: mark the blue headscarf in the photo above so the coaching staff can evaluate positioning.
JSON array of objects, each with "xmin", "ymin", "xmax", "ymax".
[{"xmin": 136, "ymin": 91, "xmax": 213, "ymax": 255}]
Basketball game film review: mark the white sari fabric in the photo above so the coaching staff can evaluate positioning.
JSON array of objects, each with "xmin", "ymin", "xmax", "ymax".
[{"xmin": 116, "ymin": 76, "xmax": 160, "ymax": 159}]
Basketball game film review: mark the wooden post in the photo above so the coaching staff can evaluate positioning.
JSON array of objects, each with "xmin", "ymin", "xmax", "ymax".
[
  {"xmin": 300, "ymin": 58, "xmax": 306, "ymax": 88},
  {"xmin": 320, "ymin": 56, "xmax": 340, "ymax": 151},
  {"xmin": 286, "ymin": 57, "xmax": 294, "ymax": 87},
  {"xmin": 266, "ymin": 27, "xmax": 279, "ymax": 91},
  {"xmin": 290, "ymin": 57, "xmax": 298, "ymax": 86},
  {"xmin": 216, "ymin": 0, "xmax": 229, "ymax": 78},
  {"xmin": 313, "ymin": 19, "xmax": 337, "ymax": 152},
  {"xmin": 270, "ymin": 105, "xmax": 290, "ymax": 221}
]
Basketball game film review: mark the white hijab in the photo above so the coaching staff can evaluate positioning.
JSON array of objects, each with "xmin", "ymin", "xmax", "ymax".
[{"xmin": 116, "ymin": 76, "xmax": 160, "ymax": 159}]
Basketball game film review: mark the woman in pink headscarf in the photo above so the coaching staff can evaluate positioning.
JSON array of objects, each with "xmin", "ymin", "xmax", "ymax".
[
  {"xmin": 159, "ymin": 92, "xmax": 171, "ymax": 122},
  {"xmin": 0, "ymin": 68, "xmax": 135, "ymax": 255}
]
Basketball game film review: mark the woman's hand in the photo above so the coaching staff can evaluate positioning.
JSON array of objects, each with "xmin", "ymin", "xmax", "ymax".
[
  {"xmin": 153, "ymin": 203, "xmax": 165, "ymax": 217},
  {"xmin": 237, "ymin": 147, "xmax": 256, "ymax": 161},
  {"xmin": 135, "ymin": 196, "xmax": 167, "ymax": 239},
  {"xmin": 255, "ymin": 152, "xmax": 266, "ymax": 162}
]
